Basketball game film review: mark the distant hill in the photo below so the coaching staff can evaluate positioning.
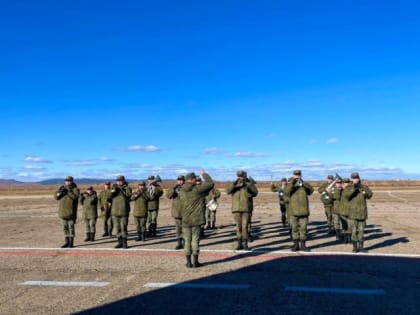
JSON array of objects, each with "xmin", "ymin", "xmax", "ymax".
[
  {"xmin": 0, "ymin": 179, "xmax": 33, "ymax": 186},
  {"xmin": 38, "ymin": 178, "xmax": 115, "ymax": 185}
]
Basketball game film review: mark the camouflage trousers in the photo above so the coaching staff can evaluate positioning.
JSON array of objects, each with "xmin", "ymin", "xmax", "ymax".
[
  {"xmin": 332, "ymin": 213, "xmax": 341, "ymax": 230},
  {"xmin": 61, "ymin": 219, "xmax": 75, "ymax": 237},
  {"xmin": 340, "ymin": 215, "xmax": 350, "ymax": 234},
  {"xmin": 174, "ymin": 218, "xmax": 182, "ymax": 239},
  {"xmin": 324, "ymin": 205, "xmax": 333, "ymax": 227},
  {"xmin": 84, "ymin": 218, "xmax": 97, "ymax": 234},
  {"xmin": 182, "ymin": 225, "xmax": 201, "ymax": 255},
  {"xmin": 349, "ymin": 218, "xmax": 366, "ymax": 242},
  {"xmin": 206, "ymin": 209, "xmax": 217, "ymax": 226},
  {"xmin": 233, "ymin": 212, "xmax": 250, "ymax": 240},
  {"xmin": 112, "ymin": 216, "xmax": 128, "ymax": 238},
  {"xmin": 289, "ymin": 215, "xmax": 308, "ymax": 241},
  {"xmin": 147, "ymin": 210, "xmax": 158, "ymax": 229},
  {"xmin": 280, "ymin": 203, "xmax": 287, "ymax": 224},
  {"xmin": 101, "ymin": 211, "xmax": 113, "ymax": 234},
  {"xmin": 134, "ymin": 216, "xmax": 147, "ymax": 234}
]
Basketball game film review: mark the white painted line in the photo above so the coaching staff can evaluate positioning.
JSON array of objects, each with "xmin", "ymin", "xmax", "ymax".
[
  {"xmin": 3, "ymin": 247, "xmax": 420, "ymax": 259},
  {"xmin": 144, "ymin": 282, "xmax": 250, "ymax": 289},
  {"xmin": 21, "ymin": 281, "xmax": 110, "ymax": 287},
  {"xmin": 285, "ymin": 286, "xmax": 385, "ymax": 295}
]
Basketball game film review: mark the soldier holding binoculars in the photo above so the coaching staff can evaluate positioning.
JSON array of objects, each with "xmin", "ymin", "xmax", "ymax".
[{"xmin": 80, "ymin": 186, "xmax": 98, "ymax": 242}]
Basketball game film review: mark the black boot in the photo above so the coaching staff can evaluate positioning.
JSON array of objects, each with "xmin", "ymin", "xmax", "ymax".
[
  {"xmin": 152, "ymin": 225, "xmax": 157, "ymax": 237},
  {"xmin": 359, "ymin": 241, "xmax": 368, "ymax": 253},
  {"xmin": 200, "ymin": 226, "xmax": 205, "ymax": 238},
  {"xmin": 108, "ymin": 229, "xmax": 113, "ymax": 238},
  {"xmin": 291, "ymin": 240, "xmax": 299, "ymax": 252},
  {"xmin": 142, "ymin": 231, "xmax": 146, "ymax": 242},
  {"xmin": 344, "ymin": 234, "xmax": 350, "ymax": 244},
  {"xmin": 147, "ymin": 227, "xmax": 152, "ymax": 237},
  {"xmin": 186, "ymin": 255, "xmax": 192, "ymax": 268},
  {"xmin": 102, "ymin": 231, "xmax": 109, "ymax": 237},
  {"xmin": 122, "ymin": 238, "xmax": 128, "ymax": 249},
  {"xmin": 242, "ymin": 239, "xmax": 249, "ymax": 250},
  {"xmin": 335, "ymin": 229, "xmax": 341, "ymax": 241},
  {"xmin": 114, "ymin": 236, "xmax": 123, "ymax": 248},
  {"xmin": 352, "ymin": 241, "xmax": 359, "ymax": 253},
  {"xmin": 235, "ymin": 238, "xmax": 243, "ymax": 250},
  {"xmin": 68, "ymin": 237, "xmax": 74, "ymax": 248},
  {"xmin": 175, "ymin": 238, "xmax": 183, "ymax": 250},
  {"xmin": 193, "ymin": 255, "xmax": 202, "ymax": 268},
  {"xmin": 84, "ymin": 233, "xmax": 90, "ymax": 242},
  {"xmin": 135, "ymin": 233, "xmax": 142, "ymax": 241},
  {"xmin": 300, "ymin": 240, "xmax": 310, "ymax": 252},
  {"xmin": 91, "ymin": 233, "xmax": 96, "ymax": 241},
  {"xmin": 61, "ymin": 237, "xmax": 69, "ymax": 248}
]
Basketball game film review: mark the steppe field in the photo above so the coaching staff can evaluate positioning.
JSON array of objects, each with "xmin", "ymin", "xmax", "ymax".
[{"xmin": 1, "ymin": 181, "xmax": 420, "ymax": 315}]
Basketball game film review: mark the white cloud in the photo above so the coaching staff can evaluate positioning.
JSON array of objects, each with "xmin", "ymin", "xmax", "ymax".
[
  {"xmin": 327, "ymin": 137, "xmax": 339, "ymax": 144},
  {"xmin": 23, "ymin": 155, "xmax": 52, "ymax": 163},
  {"xmin": 203, "ymin": 147, "xmax": 222, "ymax": 154},
  {"xmin": 124, "ymin": 145, "xmax": 161, "ymax": 152},
  {"xmin": 233, "ymin": 151, "xmax": 268, "ymax": 158}
]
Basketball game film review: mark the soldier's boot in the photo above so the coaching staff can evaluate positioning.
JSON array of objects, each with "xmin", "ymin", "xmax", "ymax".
[
  {"xmin": 135, "ymin": 233, "xmax": 142, "ymax": 241},
  {"xmin": 175, "ymin": 238, "xmax": 183, "ymax": 250},
  {"xmin": 84, "ymin": 233, "xmax": 90, "ymax": 242},
  {"xmin": 291, "ymin": 240, "xmax": 299, "ymax": 252},
  {"xmin": 90, "ymin": 233, "xmax": 95, "ymax": 242},
  {"xmin": 102, "ymin": 231, "xmax": 109, "ymax": 237},
  {"xmin": 206, "ymin": 223, "xmax": 211, "ymax": 230},
  {"xmin": 300, "ymin": 240, "xmax": 310, "ymax": 252},
  {"xmin": 108, "ymin": 229, "xmax": 113, "ymax": 238},
  {"xmin": 68, "ymin": 237, "xmax": 74, "ymax": 248},
  {"xmin": 242, "ymin": 239, "xmax": 249, "ymax": 250},
  {"xmin": 61, "ymin": 237, "xmax": 69, "ymax": 248},
  {"xmin": 352, "ymin": 241, "xmax": 359, "ymax": 253},
  {"xmin": 142, "ymin": 232, "xmax": 146, "ymax": 242},
  {"xmin": 152, "ymin": 225, "xmax": 157, "ymax": 237},
  {"xmin": 211, "ymin": 222, "xmax": 216, "ymax": 229},
  {"xmin": 122, "ymin": 238, "xmax": 128, "ymax": 249},
  {"xmin": 344, "ymin": 234, "xmax": 349, "ymax": 244},
  {"xmin": 193, "ymin": 255, "xmax": 202, "ymax": 268},
  {"xmin": 185, "ymin": 255, "xmax": 192, "ymax": 268},
  {"xmin": 235, "ymin": 238, "xmax": 243, "ymax": 250},
  {"xmin": 200, "ymin": 226, "xmax": 205, "ymax": 238},
  {"xmin": 335, "ymin": 229, "xmax": 341, "ymax": 241},
  {"xmin": 147, "ymin": 227, "xmax": 152, "ymax": 237},
  {"xmin": 359, "ymin": 241, "xmax": 368, "ymax": 253},
  {"xmin": 114, "ymin": 236, "xmax": 123, "ymax": 249}
]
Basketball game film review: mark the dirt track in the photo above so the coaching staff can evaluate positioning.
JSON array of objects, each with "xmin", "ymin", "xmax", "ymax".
[{"xmin": 0, "ymin": 189, "xmax": 419, "ymax": 314}]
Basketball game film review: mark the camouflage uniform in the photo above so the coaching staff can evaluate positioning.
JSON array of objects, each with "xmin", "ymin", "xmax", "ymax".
[
  {"xmin": 226, "ymin": 170, "xmax": 258, "ymax": 250},
  {"xmin": 338, "ymin": 178, "xmax": 352, "ymax": 244},
  {"xmin": 284, "ymin": 170, "xmax": 314, "ymax": 252},
  {"xmin": 131, "ymin": 182, "xmax": 150, "ymax": 242},
  {"xmin": 146, "ymin": 176, "xmax": 163, "ymax": 237},
  {"xmin": 80, "ymin": 186, "xmax": 98, "ymax": 242},
  {"xmin": 54, "ymin": 176, "xmax": 80, "ymax": 248},
  {"xmin": 330, "ymin": 180, "xmax": 344, "ymax": 240},
  {"xmin": 180, "ymin": 172, "xmax": 214, "ymax": 268},
  {"xmin": 110, "ymin": 175, "xmax": 132, "ymax": 249},
  {"xmin": 98, "ymin": 182, "xmax": 113, "ymax": 237},
  {"xmin": 205, "ymin": 187, "xmax": 221, "ymax": 229},
  {"xmin": 166, "ymin": 175, "xmax": 185, "ymax": 249},
  {"xmin": 342, "ymin": 172, "xmax": 373, "ymax": 253},
  {"xmin": 270, "ymin": 178, "xmax": 288, "ymax": 226},
  {"xmin": 318, "ymin": 175, "xmax": 335, "ymax": 234}
]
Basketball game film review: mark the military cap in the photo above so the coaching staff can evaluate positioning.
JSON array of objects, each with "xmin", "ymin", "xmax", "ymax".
[
  {"xmin": 281, "ymin": 178, "xmax": 287, "ymax": 182},
  {"xmin": 87, "ymin": 186, "xmax": 93, "ymax": 190},
  {"xmin": 236, "ymin": 170, "xmax": 247, "ymax": 177},
  {"xmin": 351, "ymin": 172, "xmax": 360, "ymax": 179},
  {"xmin": 185, "ymin": 172, "xmax": 196, "ymax": 180},
  {"xmin": 293, "ymin": 170, "xmax": 301, "ymax": 175},
  {"xmin": 336, "ymin": 179, "xmax": 343, "ymax": 184},
  {"xmin": 196, "ymin": 176, "xmax": 202, "ymax": 182},
  {"xmin": 116, "ymin": 175, "xmax": 125, "ymax": 181},
  {"xmin": 177, "ymin": 175, "xmax": 185, "ymax": 181},
  {"xmin": 148, "ymin": 175, "xmax": 155, "ymax": 180},
  {"xmin": 138, "ymin": 181, "xmax": 146, "ymax": 186},
  {"xmin": 343, "ymin": 178, "xmax": 351, "ymax": 183},
  {"xmin": 104, "ymin": 181, "xmax": 111, "ymax": 185},
  {"xmin": 327, "ymin": 175, "xmax": 334, "ymax": 180},
  {"xmin": 65, "ymin": 176, "xmax": 74, "ymax": 182}
]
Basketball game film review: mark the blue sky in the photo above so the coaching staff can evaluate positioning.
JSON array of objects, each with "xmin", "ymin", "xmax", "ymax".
[{"xmin": 1, "ymin": 0, "xmax": 419, "ymax": 182}]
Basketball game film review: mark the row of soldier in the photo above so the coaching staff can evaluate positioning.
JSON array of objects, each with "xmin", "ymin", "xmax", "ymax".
[{"xmin": 54, "ymin": 169, "xmax": 372, "ymax": 267}]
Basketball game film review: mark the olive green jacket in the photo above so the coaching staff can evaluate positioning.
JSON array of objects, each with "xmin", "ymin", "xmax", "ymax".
[
  {"xmin": 80, "ymin": 192, "xmax": 98, "ymax": 220},
  {"xmin": 99, "ymin": 189, "xmax": 112, "ymax": 216},
  {"xmin": 318, "ymin": 182, "xmax": 333, "ymax": 206},
  {"xmin": 331, "ymin": 188, "xmax": 343, "ymax": 215},
  {"xmin": 342, "ymin": 184, "xmax": 373, "ymax": 220},
  {"xmin": 180, "ymin": 173, "xmax": 214, "ymax": 227},
  {"xmin": 205, "ymin": 187, "xmax": 221, "ymax": 204},
  {"xmin": 54, "ymin": 183, "xmax": 80, "ymax": 220},
  {"xmin": 270, "ymin": 183, "xmax": 287, "ymax": 205},
  {"xmin": 110, "ymin": 183, "xmax": 132, "ymax": 217},
  {"xmin": 146, "ymin": 185, "xmax": 163, "ymax": 211},
  {"xmin": 131, "ymin": 190, "xmax": 150, "ymax": 218},
  {"xmin": 284, "ymin": 181, "xmax": 314, "ymax": 216},
  {"xmin": 226, "ymin": 179, "xmax": 258, "ymax": 213},
  {"xmin": 166, "ymin": 184, "xmax": 183, "ymax": 219}
]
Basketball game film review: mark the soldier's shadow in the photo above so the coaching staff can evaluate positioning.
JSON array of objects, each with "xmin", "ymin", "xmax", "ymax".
[{"xmin": 365, "ymin": 237, "xmax": 409, "ymax": 250}]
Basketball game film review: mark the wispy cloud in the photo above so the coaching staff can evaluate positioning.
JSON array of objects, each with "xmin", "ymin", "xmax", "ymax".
[
  {"xmin": 327, "ymin": 137, "xmax": 339, "ymax": 144},
  {"xmin": 123, "ymin": 145, "xmax": 161, "ymax": 152},
  {"xmin": 232, "ymin": 151, "xmax": 268, "ymax": 158},
  {"xmin": 23, "ymin": 155, "xmax": 52, "ymax": 163},
  {"xmin": 203, "ymin": 147, "xmax": 222, "ymax": 155}
]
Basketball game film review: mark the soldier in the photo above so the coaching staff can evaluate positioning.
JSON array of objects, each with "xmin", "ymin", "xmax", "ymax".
[
  {"xmin": 54, "ymin": 176, "xmax": 80, "ymax": 248},
  {"xmin": 205, "ymin": 186, "xmax": 221, "ymax": 230},
  {"xmin": 146, "ymin": 175, "xmax": 163, "ymax": 237},
  {"xmin": 270, "ymin": 177, "xmax": 288, "ymax": 227},
  {"xmin": 80, "ymin": 186, "xmax": 98, "ymax": 242},
  {"xmin": 109, "ymin": 175, "xmax": 132, "ymax": 249},
  {"xmin": 179, "ymin": 170, "xmax": 214, "ymax": 268},
  {"xmin": 247, "ymin": 175, "xmax": 258, "ymax": 239},
  {"xmin": 226, "ymin": 170, "xmax": 258, "ymax": 251},
  {"xmin": 284, "ymin": 170, "xmax": 314, "ymax": 252},
  {"xmin": 131, "ymin": 181, "xmax": 150, "ymax": 242},
  {"xmin": 195, "ymin": 176, "xmax": 207, "ymax": 238},
  {"xmin": 98, "ymin": 181, "xmax": 113, "ymax": 237},
  {"xmin": 318, "ymin": 175, "xmax": 335, "ymax": 234},
  {"xmin": 343, "ymin": 172, "xmax": 373, "ymax": 253},
  {"xmin": 339, "ymin": 178, "xmax": 352, "ymax": 244},
  {"xmin": 330, "ymin": 179, "xmax": 344, "ymax": 241},
  {"xmin": 166, "ymin": 175, "xmax": 185, "ymax": 249}
]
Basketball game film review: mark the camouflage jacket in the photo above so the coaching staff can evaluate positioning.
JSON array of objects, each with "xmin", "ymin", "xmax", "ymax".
[
  {"xmin": 110, "ymin": 183, "xmax": 132, "ymax": 217},
  {"xmin": 131, "ymin": 190, "xmax": 150, "ymax": 218},
  {"xmin": 54, "ymin": 182, "xmax": 80, "ymax": 220},
  {"xmin": 80, "ymin": 191, "xmax": 98, "ymax": 220},
  {"xmin": 166, "ymin": 184, "xmax": 184, "ymax": 219},
  {"xmin": 284, "ymin": 180, "xmax": 314, "ymax": 216},
  {"xmin": 342, "ymin": 184, "xmax": 373, "ymax": 220},
  {"xmin": 226, "ymin": 179, "xmax": 258, "ymax": 213}
]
